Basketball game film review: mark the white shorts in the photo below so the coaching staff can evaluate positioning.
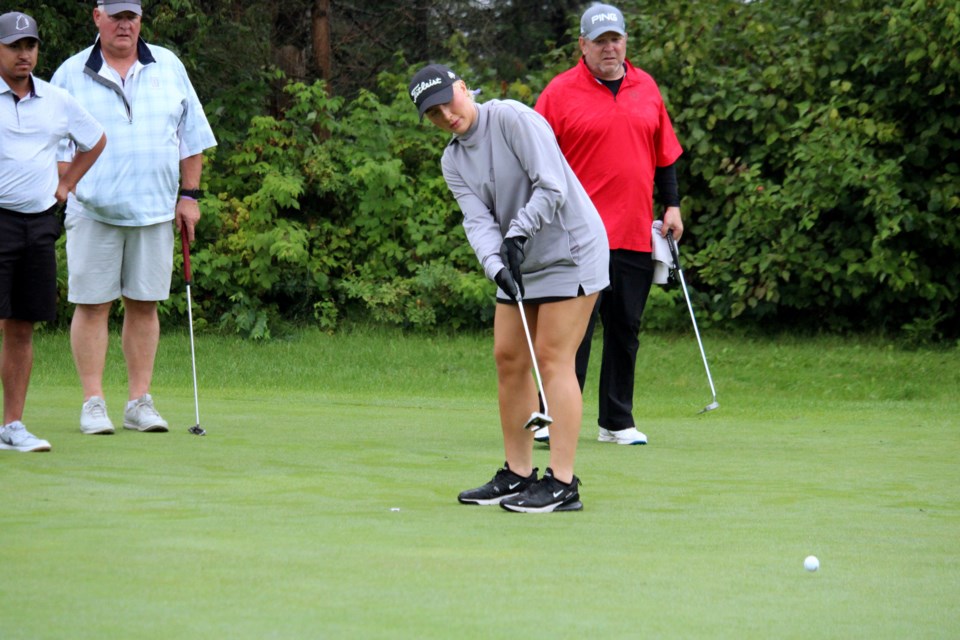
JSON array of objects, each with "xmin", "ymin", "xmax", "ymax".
[{"xmin": 65, "ymin": 215, "xmax": 174, "ymax": 304}]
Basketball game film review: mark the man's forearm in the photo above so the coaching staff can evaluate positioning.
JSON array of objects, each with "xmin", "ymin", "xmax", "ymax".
[{"xmin": 180, "ymin": 154, "xmax": 203, "ymax": 190}]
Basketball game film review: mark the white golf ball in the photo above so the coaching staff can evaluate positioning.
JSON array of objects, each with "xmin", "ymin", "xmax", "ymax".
[{"xmin": 804, "ymin": 555, "xmax": 820, "ymax": 572}]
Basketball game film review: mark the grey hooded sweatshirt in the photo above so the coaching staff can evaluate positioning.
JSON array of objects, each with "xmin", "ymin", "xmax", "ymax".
[{"xmin": 441, "ymin": 99, "xmax": 609, "ymax": 300}]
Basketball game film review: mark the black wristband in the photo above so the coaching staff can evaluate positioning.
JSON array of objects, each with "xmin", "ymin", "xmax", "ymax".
[{"xmin": 180, "ymin": 188, "xmax": 203, "ymax": 199}]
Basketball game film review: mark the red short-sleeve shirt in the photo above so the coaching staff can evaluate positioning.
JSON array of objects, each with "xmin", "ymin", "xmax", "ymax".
[{"xmin": 536, "ymin": 58, "xmax": 683, "ymax": 252}]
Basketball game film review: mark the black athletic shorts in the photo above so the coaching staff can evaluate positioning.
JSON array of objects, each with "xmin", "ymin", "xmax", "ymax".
[
  {"xmin": 496, "ymin": 284, "xmax": 587, "ymax": 306},
  {"xmin": 0, "ymin": 205, "xmax": 61, "ymax": 322}
]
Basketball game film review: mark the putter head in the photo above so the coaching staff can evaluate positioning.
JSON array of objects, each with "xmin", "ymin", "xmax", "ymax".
[
  {"xmin": 188, "ymin": 424, "xmax": 206, "ymax": 436},
  {"xmin": 698, "ymin": 401, "xmax": 720, "ymax": 414},
  {"xmin": 523, "ymin": 412, "xmax": 553, "ymax": 432}
]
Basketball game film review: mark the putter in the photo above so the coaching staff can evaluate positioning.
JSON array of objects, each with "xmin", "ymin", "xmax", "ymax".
[
  {"xmin": 516, "ymin": 295, "xmax": 553, "ymax": 431},
  {"xmin": 666, "ymin": 231, "xmax": 719, "ymax": 414},
  {"xmin": 181, "ymin": 223, "xmax": 206, "ymax": 436}
]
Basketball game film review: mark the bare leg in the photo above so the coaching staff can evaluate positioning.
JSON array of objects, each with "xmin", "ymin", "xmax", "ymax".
[
  {"xmin": 528, "ymin": 293, "xmax": 598, "ymax": 484},
  {"xmin": 121, "ymin": 297, "xmax": 160, "ymax": 400},
  {"xmin": 1, "ymin": 319, "xmax": 34, "ymax": 424},
  {"xmin": 71, "ymin": 302, "xmax": 112, "ymax": 401},
  {"xmin": 493, "ymin": 303, "xmax": 537, "ymax": 477}
]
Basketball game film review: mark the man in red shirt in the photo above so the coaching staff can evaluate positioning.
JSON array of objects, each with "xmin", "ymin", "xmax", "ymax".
[{"xmin": 536, "ymin": 3, "xmax": 684, "ymax": 446}]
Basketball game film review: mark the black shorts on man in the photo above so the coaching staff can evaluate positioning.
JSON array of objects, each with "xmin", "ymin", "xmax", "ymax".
[{"xmin": 0, "ymin": 205, "xmax": 61, "ymax": 322}]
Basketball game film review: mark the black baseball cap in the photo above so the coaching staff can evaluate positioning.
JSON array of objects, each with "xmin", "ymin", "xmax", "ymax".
[{"xmin": 409, "ymin": 64, "xmax": 460, "ymax": 119}]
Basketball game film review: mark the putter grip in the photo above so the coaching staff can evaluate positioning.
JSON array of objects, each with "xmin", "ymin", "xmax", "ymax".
[
  {"xmin": 180, "ymin": 223, "xmax": 192, "ymax": 285},
  {"xmin": 666, "ymin": 231, "xmax": 681, "ymax": 268}
]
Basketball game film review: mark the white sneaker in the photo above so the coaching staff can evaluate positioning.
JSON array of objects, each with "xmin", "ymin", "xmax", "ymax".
[
  {"xmin": 80, "ymin": 396, "xmax": 115, "ymax": 435},
  {"xmin": 598, "ymin": 426, "xmax": 648, "ymax": 445},
  {"xmin": 123, "ymin": 394, "xmax": 169, "ymax": 432},
  {"xmin": 533, "ymin": 426, "xmax": 550, "ymax": 443},
  {"xmin": 0, "ymin": 421, "xmax": 51, "ymax": 452}
]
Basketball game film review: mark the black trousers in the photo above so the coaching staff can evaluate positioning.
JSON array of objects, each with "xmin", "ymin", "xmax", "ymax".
[{"xmin": 575, "ymin": 249, "xmax": 654, "ymax": 430}]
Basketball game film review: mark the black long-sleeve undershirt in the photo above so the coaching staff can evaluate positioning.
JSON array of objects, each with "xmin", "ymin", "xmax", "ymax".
[{"xmin": 654, "ymin": 163, "xmax": 680, "ymax": 208}]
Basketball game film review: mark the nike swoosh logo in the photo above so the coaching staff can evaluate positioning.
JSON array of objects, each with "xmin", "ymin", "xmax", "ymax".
[
  {"xmin": 508, "ymin": 482, "xmax": 521, "ymax": 490},
  {"xmin": 553, "ymin": 490, "xmax": 564, "ymax": 498}
]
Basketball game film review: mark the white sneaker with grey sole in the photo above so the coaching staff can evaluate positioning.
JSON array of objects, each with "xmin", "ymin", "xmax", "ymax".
[
  {"xmin": 80, "ymin": 396, "xmax": 115, "ymax": 435},
  {"xmin": 0, "ymin": 421, "xmax": 51, "ymax": 452},
  {"xmin": 598, "ymin": 427, "xmax": 648, "ymax": 445},
  {"xmin": 124, "ymin": 394, "xmax": 169, "ymax": 432}
]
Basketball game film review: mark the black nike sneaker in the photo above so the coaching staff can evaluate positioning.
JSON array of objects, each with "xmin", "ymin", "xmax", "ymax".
[
  {"xmin": 458, "ymin": 463, "xmax": 538, "ymax": 505},
  {"xmin": 499, "ymin": 467, "xmax": 582, "ymax": 513}
]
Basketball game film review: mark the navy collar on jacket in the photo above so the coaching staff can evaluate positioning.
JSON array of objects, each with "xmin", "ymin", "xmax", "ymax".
[{"xmin": 83, "ymin": 36, "xmax": 156, "ymax": 73}]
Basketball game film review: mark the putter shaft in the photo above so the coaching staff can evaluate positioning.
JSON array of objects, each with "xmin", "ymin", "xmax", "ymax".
[
  {"xmin": 516, "ymin": 296, "xmax": 553, "ymax": 430},
  {"xmin": 181, "ymin": 224, "xmax": 204, "ymax": 435},
  {"xmin": 666, "ymin": 232, "xmax": 719, "ymax": 411},
  {"xmin": 186, "ymin": 281, "xmax": 201, "ymax": 427},
  {"xmin": 675, "ymin": 267, "xmax": 718, "ymax": 402}
]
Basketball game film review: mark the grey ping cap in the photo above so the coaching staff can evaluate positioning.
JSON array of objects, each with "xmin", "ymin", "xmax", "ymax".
[
  {"xmin": 98, "ymin": 0, "xmax": 143, "ymax": 16},
  {"xmin": 0, "ymin": 12, "xmax": 41, "ymax": 45},
  {"xmin": 409, "ymin": 63, "xmax": 460, "ymax": 119},
  {"xmin": 580, "ymin": 3, "xmax": 627, "ymax": 40}
]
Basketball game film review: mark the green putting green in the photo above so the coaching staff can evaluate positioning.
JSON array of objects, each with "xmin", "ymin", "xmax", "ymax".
[{"xmin": 3, "ymin": 329, "xmax": 957, "ymax": 639}]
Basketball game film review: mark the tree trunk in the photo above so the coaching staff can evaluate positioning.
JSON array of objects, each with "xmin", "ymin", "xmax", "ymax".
[{"xmin": 313, "ymin": 0, "xmax": 332, "ymax": 84}]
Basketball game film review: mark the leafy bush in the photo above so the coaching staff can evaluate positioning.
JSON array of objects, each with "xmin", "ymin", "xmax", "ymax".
[
  {"xmin": 44, "ymin": 0, "xmax": 958, "ymax": 341},
  {"xmin": 182, "ymin": 77, "xmax": 494, "ymax": 337},
  {"xmin": 629, "ymin": 0, "xmax": 960, "ymax": 338}
]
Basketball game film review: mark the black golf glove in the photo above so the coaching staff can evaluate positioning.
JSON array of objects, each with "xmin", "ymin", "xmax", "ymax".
[
  {"xmin": 495, "ymin": 268, "xmax": 520, "ymax": 301},
  {"xmin": 499, "ymin": 236, "xmax": 526, "ymax": 298}
]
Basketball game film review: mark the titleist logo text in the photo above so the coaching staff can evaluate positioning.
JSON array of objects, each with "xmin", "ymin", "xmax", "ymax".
[{"xmin": 410, "ymin": 77, "xmax": 442, "ymax": 102}]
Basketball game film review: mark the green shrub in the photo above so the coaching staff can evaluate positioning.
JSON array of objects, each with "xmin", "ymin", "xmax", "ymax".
[
  {"xmin": 632, "ymin": 0, "xmax": 960, "ymax": 337},
  {"xmin": 47, "ymin": 0, "xmax": 956, "ymax": 340},
  {"xmin": 177, "ymin": 77, "xmax": 495, "ymax": 337}
]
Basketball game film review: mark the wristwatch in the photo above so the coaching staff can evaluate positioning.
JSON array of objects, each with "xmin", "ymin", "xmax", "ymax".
[{"xmin": 180, "ymin": 188, "xmax": 204, "ymax": 199}]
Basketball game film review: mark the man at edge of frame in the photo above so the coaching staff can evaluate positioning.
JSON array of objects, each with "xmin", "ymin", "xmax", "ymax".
[{"xmin": 0, "ymin": 10, "xmax": 106, "ymax": 452}]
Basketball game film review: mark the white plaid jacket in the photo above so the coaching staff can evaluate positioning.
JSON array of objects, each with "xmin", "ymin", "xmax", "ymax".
[{"xmin": 52, "ymin": 38, "xmax": 216, "ymax": 226}]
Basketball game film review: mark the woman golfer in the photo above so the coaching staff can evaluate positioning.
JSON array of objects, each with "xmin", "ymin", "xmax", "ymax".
[{"xmin": 409, "ymin": 64, "xmax": 609, "ymax": 512}]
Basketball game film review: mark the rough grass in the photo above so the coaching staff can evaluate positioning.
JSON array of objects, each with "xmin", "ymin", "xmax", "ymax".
[{"xmin": 2, "ymin": 327, "xmax": 957, "ymax": 639}]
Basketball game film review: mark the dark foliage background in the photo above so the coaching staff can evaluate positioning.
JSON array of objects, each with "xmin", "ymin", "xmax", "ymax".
[{"xmin": 20, "ymin": 0, "xmax": 960, "ymax": 342}]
